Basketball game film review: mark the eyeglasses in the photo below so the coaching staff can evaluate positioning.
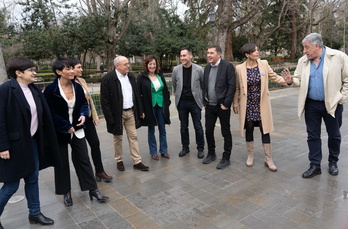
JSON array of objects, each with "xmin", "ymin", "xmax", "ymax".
[{"xmin": 24, "ymin": 68, "xmax": 36, "ymax": 73}]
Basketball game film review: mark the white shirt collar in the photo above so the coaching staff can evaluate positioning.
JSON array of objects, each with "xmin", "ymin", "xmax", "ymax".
[
  {"xmin": 210, "ymin": 58, "xmax": 221, "ymax": 67},
  {"xmin": 115, "ymin": 69, "xmax": 127, "ymax": 78}
]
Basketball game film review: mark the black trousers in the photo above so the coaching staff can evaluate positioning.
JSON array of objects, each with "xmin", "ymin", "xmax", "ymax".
[
  {"xmin": 205, "ymin": 105, "xmax": 232, "ymax": 159},
  {"xmin": 84, "ymin": 117, "xmax": 105, "ymax": 173},
  {"xmin": 305, "ymin": 98, "xmax": 343, "ymax": 167},
  {"xmin": 55, "ymin": 135, "xmax": 97, "ymax": 195}
]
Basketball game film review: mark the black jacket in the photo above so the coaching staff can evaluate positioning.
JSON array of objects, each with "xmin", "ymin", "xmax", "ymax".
[
  {"xmin": 203, "ymin": 59, "xmax": 236, "ymax": 108},
  {"xmin": 0, "ymin": 78, "xmax": 61, "ymax": 182},
  {"xmin": 137, "ymin": 72, "xmax": 171, "ymax": 126},
  {"xmin": 100, "ymin": 70, "xmax": 142, "ymax": 135},
  {"xmin": 44, "ymin": 76, "xmax": 89, "ymax": 144}
]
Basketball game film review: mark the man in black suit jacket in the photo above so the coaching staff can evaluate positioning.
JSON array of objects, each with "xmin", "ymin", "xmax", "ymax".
[
  {"xmin": 203, "ymin": 45, "xmax": 236, "ymax": 169},
  {"xmin": 100, "ymin": 56, "xmax": 149, "ymax": 172}
]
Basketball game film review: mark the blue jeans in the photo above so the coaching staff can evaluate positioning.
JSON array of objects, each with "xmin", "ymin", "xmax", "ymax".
[
  {"xmin": 0, "ymin": 138, "xmax": 40, "ymax": 216},
  {"xmin": 177, "ymin": 100, "xmax": 204, "ymax": 151},
  {"xmin": 305, "ymin": 98, "xmax": 343, "ymax": 167},
  {"xmin": 148, "ymin": 105, "xmax": 168, "ymax": 155}
]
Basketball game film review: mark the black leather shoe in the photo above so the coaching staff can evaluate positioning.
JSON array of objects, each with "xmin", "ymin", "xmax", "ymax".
[
  {"xmin": 64, "ymin": 190, "xmax": 73, "ymax": 206},
  {"xmin": 302, "ymin": 165, "xmax": 322, "ymax": 178},
  {"xmin": 89, "ymin": 189, "xmax": 109, "ymax": 202},
  {"xmin": 133, "ymin": 162, "xmax": 149, "ymax": 171},
  {"xmin": 202, "ymin": 154, "xmax": 216, "ymax": 164},
  {"xmin": 216, "ymin": 158, "xmax": 231, "ymax": 169},
  {"xmin": 0, "ymin": 221, "xmax": 3, "ymax": 229},
  {"xmin": 328, "ymin": 161, "xmax": 339, "ymax": 175},
  {"xmin": 179, "ymin": 149, "xmax": 190, "ymax": 157},
  {"xmin": 28, "ymin": 213, "xmax": 54, "ymax": 225},
  {"xmin": 197, "ymin": 150, "xmax": 204, "ymax": 159}
]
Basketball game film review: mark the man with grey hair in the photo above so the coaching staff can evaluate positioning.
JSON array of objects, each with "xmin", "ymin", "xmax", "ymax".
[
  {"xmin": 101, "ymin": 56, "xmax": 149, "ymax": 171},
  {"xmin": 283, "ymin": 33, "xmax": 348, "ymax": 178}
]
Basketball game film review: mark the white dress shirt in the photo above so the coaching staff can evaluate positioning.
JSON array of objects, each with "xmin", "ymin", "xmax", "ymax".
[{"xmin": 116, "ymin": 70, "xmax": 134, "ymax": 109}]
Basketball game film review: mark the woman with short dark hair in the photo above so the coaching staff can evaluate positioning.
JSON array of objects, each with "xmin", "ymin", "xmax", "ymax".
[
  {"xmin": 137, "ymin": 55, "xmax": 171, "ymax": 160},
  {"xmin": 0, "ymin": 57, "xmax": 61, "ymax": 228},
  {"xmin": 44, "ymin": 57, "xmax": 108, "ymax": 207},
  {"xmin": 233, "ymin": 43, "xmax": 288, "ymax": 171}
]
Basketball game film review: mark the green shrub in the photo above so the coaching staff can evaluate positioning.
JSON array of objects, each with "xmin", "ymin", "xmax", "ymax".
[
  {"xmin": 85, "ymin": 76, "xmax": 103, "ymax": 83},
  {"xmin": 195, "ymin": 57, "xmax": 207, "ymax": 65},
  {"xmin": 91, "ymin": 94, "xmax": 103, "ymax": 115},
  {"xmin": 269, "ymin": 80, "xmax": 286, "ymax": 89}
]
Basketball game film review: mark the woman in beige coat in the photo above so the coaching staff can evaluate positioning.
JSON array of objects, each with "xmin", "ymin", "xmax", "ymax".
[
  {"xmin": 70, "ymin": 57, "xmax": 112, "ymax": 182},
  {"xmin": 233, "ymin": 43, "xmax": 287, "ymax": 171}
]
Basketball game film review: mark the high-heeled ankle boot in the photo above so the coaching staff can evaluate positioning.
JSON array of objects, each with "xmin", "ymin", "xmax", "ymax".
[
  {"xmin": 96, "ymin": 171, "xmax": 113, "ymax": 182},
  {"xmin": 64, "ymin": 190, "xmax": 73, "ymax": 206},
  {"xmin": 263, "ymin": 143, "xmax": 277, "ymax": 172},
  {"xmin": 246, "ymin": 141, "xmax": 254, "ymax": 167},
  {"xmin": 89, "ymin": 189, "xmax": 109, "ymax": 202}
]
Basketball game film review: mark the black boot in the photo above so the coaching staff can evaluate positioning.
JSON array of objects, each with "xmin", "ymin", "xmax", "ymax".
[
  {"xmin": 64, "ymin": 190, "xmax": 73, "ymax": 206},
  {"xmin": 28, "ymin": 213, "xmax": 54, "ymax": 225},
  {"xmin": 202, "ymin": 153, "xmax": 216, "ymax": 164},
  {"xmin": 89, "ymin": 189, "xmax": 109, "ymax": 202}
]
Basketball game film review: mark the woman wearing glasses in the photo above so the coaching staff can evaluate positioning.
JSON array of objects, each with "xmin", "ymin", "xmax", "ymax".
[{"xmin": 0, "ymin": 57, "xmax": 61, "ymax": 228}]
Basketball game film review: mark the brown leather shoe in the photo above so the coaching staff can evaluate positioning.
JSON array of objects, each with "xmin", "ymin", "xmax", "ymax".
[
  {"xmin": 151, "ymin": 155, "xmax": 159, "ymax": 160},
  {"xmin": 96, "ymin": 171, "xmax": 113, "ymax": 182},
  {"xmin": 117, "ymin": 161, "xmax": 125, "ymax": 171},
  {"xmin": 161, "ymin": 153, "xmax": 170, "ymax": 159},
  {"xmin": 133, "ymin": 162, "xmax": 149, "ymax": 171}
]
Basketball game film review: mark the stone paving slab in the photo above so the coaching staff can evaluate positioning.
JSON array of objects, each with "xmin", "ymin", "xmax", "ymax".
[{"xmin": 2, "ymin": 87, "xmax": 348, "ymax": 229}]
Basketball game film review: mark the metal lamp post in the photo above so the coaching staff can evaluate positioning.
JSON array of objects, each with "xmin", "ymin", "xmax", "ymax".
[{"xmin": 209, "ymin": 11, "xmax": 216, "ymax": 44}]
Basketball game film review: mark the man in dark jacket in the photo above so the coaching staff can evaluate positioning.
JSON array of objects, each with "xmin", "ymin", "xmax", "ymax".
[
  {"xmin": 100, "ymin": 56, "xmax": 149, "ymax": 171},
  {"xmin": 203, "ymin": 45, "xmax": 236, "ymax": 169}
]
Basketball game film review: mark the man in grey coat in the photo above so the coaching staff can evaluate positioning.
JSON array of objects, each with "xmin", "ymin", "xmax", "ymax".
[{"xmin": 172, "ymin": 48, "xmax": 205, "ymax": 159}]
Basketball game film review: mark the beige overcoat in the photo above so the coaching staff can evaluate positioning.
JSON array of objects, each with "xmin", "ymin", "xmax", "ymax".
[
  {"xmin": 76, "ymin": 77, "xmax": 99, "ymax": 122},
  {"xmin": 233, "ymin": 59, "xmax": 287, "ymax": 137},
  {"xmin": 292, "ymin": 47, "xmax": 348, "ymax": 118}
]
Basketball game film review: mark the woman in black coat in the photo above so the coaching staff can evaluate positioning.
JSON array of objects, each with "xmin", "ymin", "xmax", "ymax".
[
  {"xmin": 137, "ymin": 55, "xmax": 171, "ymax": 160},
  {"xmin": 0, "ymin": 57, "xmax": 61, "ymax": 228},
  {"xmin": 44, "ymin": 57, "xmax": 108, "ymax": 207}
]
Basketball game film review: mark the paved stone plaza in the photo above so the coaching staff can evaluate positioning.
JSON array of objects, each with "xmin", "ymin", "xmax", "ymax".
[{"xmin": 2, "ymin": 87, "xmax": 348, "ymax": 229}]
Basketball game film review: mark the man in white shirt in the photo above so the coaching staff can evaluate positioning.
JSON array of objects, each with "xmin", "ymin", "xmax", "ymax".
[{"xmin": 101, "ymin": 56, "xmax": 149, "ymax": 171}]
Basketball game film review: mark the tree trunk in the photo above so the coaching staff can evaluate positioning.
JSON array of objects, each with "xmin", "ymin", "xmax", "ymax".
[
  {"xmin": 289, "ymin": 0, "xmax": 297, "ymax": 60},
  {"xmin": 216, "ymin": 0, "xmax": 233, "ymax": 59},
  {"xmin": 224, "ymin": 30, "xmax": 234, "ymax": 61},
  {"xmin": 0, "ymin": 46, "xmax": 8, "ymax": 84},
  {"xmin": 215, "ymin": 0, "xmax": 265, "ymax": 60},
  {"xmin": 85, "ymin": 0, "xmax": 134, "ymax": 71}
]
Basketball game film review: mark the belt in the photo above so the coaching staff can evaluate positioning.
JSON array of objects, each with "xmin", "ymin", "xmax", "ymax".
[
  {"xmin": 123, "ymin": 107, "xmax": 133, "ymax": 111},
  {"xmin": 307, "ymin": 98, "xmax": 324, "ymax": 102}
]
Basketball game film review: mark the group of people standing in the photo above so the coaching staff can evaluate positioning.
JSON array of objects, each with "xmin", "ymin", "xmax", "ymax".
[
  {"xmin": 0, "ymin": 32, "xmax": 347, "ymax": 229},
  {"xmin": 171, "ymin": 44, "xmax": 284, "ymax": 171},
  {"xmin": 102, "ymin": 32, "xmax": 348, "ymax": 179},
  {"xmin": 0, "ymin": 57, "xmax": 111, "ymax": 229}
]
